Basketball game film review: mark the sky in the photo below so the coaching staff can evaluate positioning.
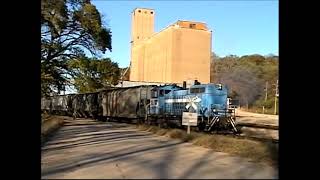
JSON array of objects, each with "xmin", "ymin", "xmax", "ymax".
[{"xmin": 91, "ymin": 0, "xmax": 278, "ymax": 68}]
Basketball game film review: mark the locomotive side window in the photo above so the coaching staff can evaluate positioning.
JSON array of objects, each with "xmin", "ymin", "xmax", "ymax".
[
  {"xmin": 159, "ymin": 90, "xmax": 164, "ymax": 96},
  {"xmin": 165, "ymin": 90, "xmax": 171, "ymax": 94},
  {"xmin": 151, "ymin": 99, "xmax": 158, "ymax": 106},
  {"xmin": 190, "ymin": 87, "xmax": 205, "ymax": 93},
  {"xmin": 151, "ymin": 90, "xmax": 158, "ymax": 98},
  {"xmin": 189, "ymin": 23, "xmax": 196, "ymax": 29}
]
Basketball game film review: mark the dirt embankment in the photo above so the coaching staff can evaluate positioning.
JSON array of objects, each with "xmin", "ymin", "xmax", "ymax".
[{"xmin": 41, "ymin": 115, "xmax": 66, "ymax": 145}]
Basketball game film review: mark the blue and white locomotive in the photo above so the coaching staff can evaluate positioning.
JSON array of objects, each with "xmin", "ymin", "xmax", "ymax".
[{"xmin": 147, "ymin": 83, "xmax": 238, "ymax": 133}]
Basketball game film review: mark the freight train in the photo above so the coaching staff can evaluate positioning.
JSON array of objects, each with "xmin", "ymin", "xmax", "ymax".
[{"xmin": 41, "ymin": 83, "xmax": 238, "ymax": 133}]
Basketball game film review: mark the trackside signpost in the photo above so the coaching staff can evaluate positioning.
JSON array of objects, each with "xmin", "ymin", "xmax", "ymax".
[
  {"xmin": 182, "ymin": 95, "xmax": 200, "ymax": 134},
  {"xmin": 182, "ymin": 112, "xmax": 198, "ymax": 134}
]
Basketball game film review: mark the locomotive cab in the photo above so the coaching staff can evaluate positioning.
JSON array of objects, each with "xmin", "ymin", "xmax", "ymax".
[
  {"xmin": 187, "ymin": 83, "xmax": 228, "ymax": 117},
  {"xmin": 149, "ymin": 85, "xmax": 183, "ymax": 115},
  {"xmin": 188, "ymin": 84, "xmax": 238, "ymax": 132}
]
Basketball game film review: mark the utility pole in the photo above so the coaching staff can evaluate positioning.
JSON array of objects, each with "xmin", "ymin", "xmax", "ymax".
[
  {"xmin": 274, "ymin": 80, "xmax": 278, "ymax": 115},
  {"xmin": 265, "ymin": 81, "xmax": 268, "ymax": 101},
  {"xmin": 263, "ymin": 81, "xmax": 268, "ymax": 114}
]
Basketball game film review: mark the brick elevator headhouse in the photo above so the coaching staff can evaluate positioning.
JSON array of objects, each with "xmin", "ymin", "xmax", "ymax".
[{"xmin": 129, "ymin": 8, "xmax": 212, "ymax": 84}]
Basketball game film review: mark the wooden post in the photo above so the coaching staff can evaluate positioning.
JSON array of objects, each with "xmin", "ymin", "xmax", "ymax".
[
  {"xmin": 265, "ymin": 81, "xmax": 268, "ymax": 102},
  {"xmin": 274, "ymin": 96, "xmax": 277, "ymax": 115},
  {"xmin": 187, "ymin": 108, "xmax": 192, "ymax": 134},
  {"xmin": 274, "ymin": 80, "xmax": 278, "ymax": 115}
]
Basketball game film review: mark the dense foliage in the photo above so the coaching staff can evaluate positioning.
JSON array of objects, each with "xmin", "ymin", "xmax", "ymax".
[
  {"xmin": 41, "ymin": 0, "xmax": 117, "ymax": 95},
  {"xmin": 211, "ymin": 53, "xmax": 278, "ymax": 111},
  {"xmin": 68, "ymin": 57, "xmax": 120, "ymax": 93}
]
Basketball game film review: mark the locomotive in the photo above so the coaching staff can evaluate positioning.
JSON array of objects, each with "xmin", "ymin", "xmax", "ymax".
[{"xmin": 41, "ymin": 83, "xmax": 238, "ymax": 133}]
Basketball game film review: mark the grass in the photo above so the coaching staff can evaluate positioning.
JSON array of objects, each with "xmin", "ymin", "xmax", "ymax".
[
  {"xmin": 41, "ymin": 115, "xmax": 65, "ymax": 144},
  {"xmin": 136, "ymin": 124, "xmax": 278, "ymax": 166}
]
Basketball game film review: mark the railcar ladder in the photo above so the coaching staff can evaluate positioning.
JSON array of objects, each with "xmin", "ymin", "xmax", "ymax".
[
  {"xmin": 227, "ymin": 116, "xmax": 238, "ymax": 133},
  {"xmin": 205, "ymin": 116, "xmax": 219, "ymax": 131}
]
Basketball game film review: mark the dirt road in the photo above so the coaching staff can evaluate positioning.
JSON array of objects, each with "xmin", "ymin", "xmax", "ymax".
[
  {"xmin": 235, "ymin": 109, "xmax": 279, "ymax": 140},
  {"xmin": 236, "ymin": 109, "xmax": 278, "ymax": 126},
  {"xmin": 41, "ymin": 118, "xmax": 278, "ymax": 179}
]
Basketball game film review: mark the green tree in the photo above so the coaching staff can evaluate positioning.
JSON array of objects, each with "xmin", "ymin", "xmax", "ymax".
[
  {"xmin": 210, "ymin": 52, "xmax": 220, "ymax": 82},
  {"xmin": 211, "ymin": 54, "xmax": 278, "ymax": 109},
  {"xmin": 41, "ymin": 0, "xmax": 112, "ymax": 95},
  {"xmin": 229, "ymin": 90, "xmax": 239, "ymax": 99},
  {"xmin": 120, "ymin": 67, "xmax": 130, "ymax": 81},
  {"xmin": 212, "ymin": 54, "xmax": 239, "ymax": 83},
  {"xmin": 68, "ymin": 57, "xmax": 120, "ymax": 93}
]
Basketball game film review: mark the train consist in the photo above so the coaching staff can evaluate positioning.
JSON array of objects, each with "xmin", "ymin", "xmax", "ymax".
[{"xmin": 41, "ymin": 83, "xmax": 238, "ymax": 133}]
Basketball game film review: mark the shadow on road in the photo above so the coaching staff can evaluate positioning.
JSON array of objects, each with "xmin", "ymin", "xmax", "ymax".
[{"xmin": 42, "ymin": 118, "xmax": 278, "ymax": 179}]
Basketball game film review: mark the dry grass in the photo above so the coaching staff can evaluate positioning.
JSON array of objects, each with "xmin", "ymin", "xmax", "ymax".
[
  {"xmin": 41, "ymin": 112, "xmax": 51, "ymax": 123},
  {"xmin": 41, "ymin": 116, "xmax": 65, "ymax": 144},
  {"xmin": 242, "ymin": 107, "xmax": 276, "ymax": 115},
  {"xmin": 136, "ymin": 124, "xmax": 198, "ymax": 141},
  {"xmin": 136, "ymin": 124, "xmax": 278, "ymax": 166}
]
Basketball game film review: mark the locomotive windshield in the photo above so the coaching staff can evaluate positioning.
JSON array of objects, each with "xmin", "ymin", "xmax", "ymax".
[
  {"xmin": 159, "ymin": 90, "xmax": 171, "ymax": 96},
  {"xmin": 215, "ymin": 84, "xmax": 223, "ymax": 90},
  {"xmin": 190, "ymin": 87, "xmax": 205, "ymax": 93}
]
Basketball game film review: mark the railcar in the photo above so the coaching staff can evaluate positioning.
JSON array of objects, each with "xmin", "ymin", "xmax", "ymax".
[{"xmin": 98, "ymin": 85, "xmax": 154, "ymax": 121}]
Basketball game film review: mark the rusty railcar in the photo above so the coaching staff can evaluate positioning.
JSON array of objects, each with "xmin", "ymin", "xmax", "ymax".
[
  {"xmin": 41, "ymin": 85, "xmax": 156, "ymax": 120},
  {"xmin": 98, "ymin": 85, "xmax": 155, "ymax": 119},
  {"xmin": 41, "ymin": 96, "xmax": 52, "ymax": 113},
  {"xmin": 83, "ymin": 92, "xmax": 99, "ymax": 118},
  {"xmin": 50, "ymin": 95, "xmax": 69, "ymax": 115}
]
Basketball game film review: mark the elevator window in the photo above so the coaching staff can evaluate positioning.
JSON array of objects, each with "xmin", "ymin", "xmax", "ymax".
[{"xmin": 189, "ymin": 24, "xmax": 196, "ymax": 29}]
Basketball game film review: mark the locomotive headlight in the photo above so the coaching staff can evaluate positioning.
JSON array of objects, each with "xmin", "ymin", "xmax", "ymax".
[{"xmin": 213, "ymin": 109, "xmax": 217, "ymax": 112}]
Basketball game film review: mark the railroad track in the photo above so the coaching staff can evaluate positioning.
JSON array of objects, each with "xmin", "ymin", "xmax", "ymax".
[
  {"xmin": 206, "ymin": 132, "xmax": 278, "ymax": 144},
  {"xmin": 106, "ymin": 118, "xmax": 279, "ymax": 143},
  {"xmin": 235, "ymin": 124, "xmax": 278, "ymax": 143},
  {"xmin": 236, "ymin": 133, "xmax": 278, "ymax": 143},
  {"xmin": 236, "ymin": 122, "xmax": 278, "ymax": 130}
]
